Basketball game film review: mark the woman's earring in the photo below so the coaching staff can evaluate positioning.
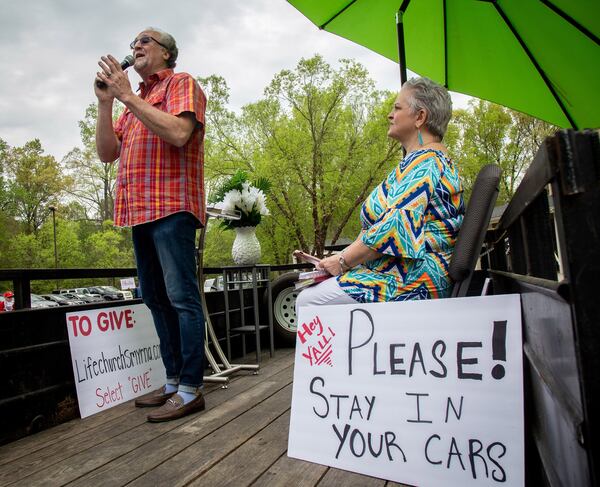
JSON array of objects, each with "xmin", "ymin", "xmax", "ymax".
[{"xmin": 417, "ymin": 128, "xmax": 424, "ymax": 146}]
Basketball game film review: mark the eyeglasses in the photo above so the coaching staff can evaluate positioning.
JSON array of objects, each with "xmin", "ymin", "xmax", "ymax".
[{"xmin": 130, "ymin": 35, "xmax": 168, "ymax": 50}]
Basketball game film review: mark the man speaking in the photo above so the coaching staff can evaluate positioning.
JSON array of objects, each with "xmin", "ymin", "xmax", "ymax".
[{"xmin": 94, "ymin": 27, "xmax": 207, "ymax": 422}]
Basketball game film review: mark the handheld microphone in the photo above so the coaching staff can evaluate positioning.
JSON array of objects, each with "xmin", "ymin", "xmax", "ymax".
[{"xmin": 96, "ymin": 55, "xmax": 135, "ymax": 89}]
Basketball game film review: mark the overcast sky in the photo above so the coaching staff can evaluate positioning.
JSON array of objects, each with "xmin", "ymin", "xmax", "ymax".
[{"xmin": 0, "ymin": 0, "xmax": 472, "ymax": 161}]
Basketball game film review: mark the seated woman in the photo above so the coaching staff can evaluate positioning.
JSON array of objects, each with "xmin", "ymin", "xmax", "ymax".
[{"xmin": 296, "ymin": 77, "xmax": 464, "ymax": 308}]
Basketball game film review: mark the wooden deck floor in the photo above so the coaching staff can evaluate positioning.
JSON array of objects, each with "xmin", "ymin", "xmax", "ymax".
[{"xmin": 0, "ymin": 348, "xmax": 409, "ymax": 487}]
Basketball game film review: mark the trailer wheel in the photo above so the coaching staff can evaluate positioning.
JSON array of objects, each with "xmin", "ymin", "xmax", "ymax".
[{"xmin": 266, "ymin": 272, "xmax": 300, "ymax": 346}]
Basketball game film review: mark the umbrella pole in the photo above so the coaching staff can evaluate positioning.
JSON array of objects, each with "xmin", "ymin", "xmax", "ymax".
[{"xmin": 396, "ymin": 9, "xmax": 408, "ymax": 85}]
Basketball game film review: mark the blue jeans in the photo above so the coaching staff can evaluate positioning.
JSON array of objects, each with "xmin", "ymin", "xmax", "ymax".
[{"xmin": 132, "ymin": 211, "xmax": 205, "ymax": 393}]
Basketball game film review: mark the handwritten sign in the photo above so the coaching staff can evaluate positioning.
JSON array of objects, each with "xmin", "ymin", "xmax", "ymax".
[
  {"xmin": 66, "ymin": 304, "xmax": 165, "ymax": 418},
  {"xmin": 288, "ymin": 294, "xmax": 523, "ymax": 487}
]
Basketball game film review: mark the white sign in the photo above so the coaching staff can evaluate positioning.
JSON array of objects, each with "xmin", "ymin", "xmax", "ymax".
[
  {"xmin": 66, "ymin": 304, "xmax": 165, "ymax": 418},
  {"xmin": 288, "ymin": 295, "xmax": 523, "ymax": 487},
  {"xmin": 120, "ymin": 277, "xmax": 136, "ymax": 290}
]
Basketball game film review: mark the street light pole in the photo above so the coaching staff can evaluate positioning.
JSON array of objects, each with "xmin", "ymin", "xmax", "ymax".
[{"xmin": 49, "ymin": 206, "xmax": 58, "ymax": 289}]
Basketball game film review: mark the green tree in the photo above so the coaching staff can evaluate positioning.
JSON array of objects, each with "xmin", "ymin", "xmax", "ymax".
[
  {"xmin": 2, "ymin": 233, "xmax": 43, "ymax": 268},
  {"xmin": 198, "ymin": 75, "xmax": 250, "ymax": 201},
  {"xmin": 60, "ymin": 201, "xmax": 91, "ymax": 221},
  {"xmin": 83, "ymin": 221, "xmax": 135, "ymax": 269},
  {"xmin": 447, "ymin": 100, "xmax": 556, "ymax": 203},
  {"xmin": 202, "ymin": 56, "xmax": 401, "ymax": 261},
  {"xmin": 38, "ymin": 218, "xmax": 85, "ymax": 269},
  {"xmin": 63, "ymin": 103, "xmax": 124, "ymax": 221},
  {"xmin": 0, "ymin": 139, "xmax": 17, "ymax": 266},
  {"xmin": 4, "ymin": 139, "xmax": 71, "ymax": 234},
  {"xmin": 0, "ymin": 217, "xmax": 85, "ymax": 272},
  {"xmin": 202, "ymin": 223, "xmax": 235, "ymax": 267},
  {"xmin": 0, "ymin": 214, "xmax": 18, "ymax": 268},
  {"xmin": 0, "ymin": 138, "xmax": 10, "ymax": 213}
]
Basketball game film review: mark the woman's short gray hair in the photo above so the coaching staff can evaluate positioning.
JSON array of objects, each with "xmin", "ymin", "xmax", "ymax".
[
  {"xmin": 145, "ymin": 27, "xmax": 178, "ymax": 68},
  {"xmin": 403, "ymin": 77, "xmax": 452, "ymax": 140}
]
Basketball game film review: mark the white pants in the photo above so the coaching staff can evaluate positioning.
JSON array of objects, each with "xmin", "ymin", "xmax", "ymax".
[{"xmin": 295, "ymin": 276, "xmax": 357, "ymax": 315}]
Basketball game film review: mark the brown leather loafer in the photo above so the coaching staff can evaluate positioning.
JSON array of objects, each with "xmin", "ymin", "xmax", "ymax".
[
  {"xmin": 134, "ymin": 386, "xmax": 176, "ymax": 408},
  {"xmin": 146, "ymin": 393, "xmax": 206, "ymax": 422}
]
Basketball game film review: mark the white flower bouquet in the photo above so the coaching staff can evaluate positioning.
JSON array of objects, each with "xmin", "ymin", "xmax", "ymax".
[{"xmin": 210, "ymin": 171, "xmax": 270, "ymax": 229}]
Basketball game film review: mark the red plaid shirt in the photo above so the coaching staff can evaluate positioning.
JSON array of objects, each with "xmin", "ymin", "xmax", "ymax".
[{"xmin": 113, "ymin": 69, "xmax": 207, "ymax": 227}]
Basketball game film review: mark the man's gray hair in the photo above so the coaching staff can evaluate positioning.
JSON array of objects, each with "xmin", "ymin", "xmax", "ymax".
[
  {"xmin": 145, "ymin": 27, "xmax": 178, "ymax": 68},
  {"xmin": 404, "ymin": 77, "xmax": 452, "ymax": 140}
]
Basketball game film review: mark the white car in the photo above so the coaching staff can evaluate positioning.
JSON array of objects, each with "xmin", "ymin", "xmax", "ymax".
[
  {"xmin": 204, "ymin": 276, "xmax": 224, "ymax": 293},
  {"xmin": 65, "ymin": 288, "xmax": 104, "ymax": 299},
  {"xmin": 30, "ymin": 294, "xmax": 60, "ymax": 309},
  {"xmin": 42, "ymin": 294, "xmax": 86, "ymax": 306}
]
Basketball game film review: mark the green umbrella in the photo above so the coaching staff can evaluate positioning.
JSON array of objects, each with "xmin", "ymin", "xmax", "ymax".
[{"xmin": 287, "ymin": 0, "xmax": 600, "ymax": 129}]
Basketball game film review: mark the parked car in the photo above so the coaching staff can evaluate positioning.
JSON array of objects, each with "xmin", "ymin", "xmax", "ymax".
[
  {"xmin": 30, "ymin": 294, "xmax": 60, "ymax": 309},
  {"xmin": 204, "ymin": 276, "xmax": 224, "ymax": 293},
  {"xmin": 41, "ymin": 294, "xmax": 86, "ymax": 306},
  {"xmin": 87, "ymin": 285, "xmax": 133, "ymax": 301},
  {"xmin": 61, "ymin": 292, "xmax": 104, "ymax": 304},
  {"xmin": 69, "ymin": 288, "xmax": 103, "ymax": 299},
  {"xmin": 100, "ymin": 286, "xmax": 134, "ymax": 300},
  {"xmin": 86, "ymin": 286, "xmax": 120, "ymax": 301}
]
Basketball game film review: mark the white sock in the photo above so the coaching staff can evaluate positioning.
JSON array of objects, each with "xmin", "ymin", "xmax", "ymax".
[
  {"xmin": 164, "ymin": 383, "xmax": 178, "ymax": 394},
  {"xmin": 177, "ymin": 390, "xmax": 197, "ymax": 405}
]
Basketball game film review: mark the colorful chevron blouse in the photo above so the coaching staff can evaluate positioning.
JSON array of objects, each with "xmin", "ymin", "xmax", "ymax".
[{"xmin": 337, "ymin": 149, "xmax": 464, "ymax": 302}]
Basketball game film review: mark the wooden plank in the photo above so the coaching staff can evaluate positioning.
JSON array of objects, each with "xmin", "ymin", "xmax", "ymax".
[
  {"xmin": 126, "ymin": 383, "xmax": 294, "ymax": 487},
  {"xmin": 317, "ymin": 468, "xmax": 386, "ymax": 487},
  {"xmin": 0, "ymin": 347, "xmax": 293, "ymax": 465},
  {"xmin": 47, "ymin": 366, "xmax": 294, "ymax": 486},
  {"xmin": 0, "ymin": 406, "xmax": 149, "ymax": 485},
  {"xmin": 189, "ymin": 411, "xmax": 292, "ymax": 487},
  {"xmin": 0, "ymin": 392, "xmax": 135, "ymax": 466},
  {"xmin": 253, "ymin": 453, "xmax": 328, "ymax": 487},
  {"xmin": 6, "ymin": 357, "xmax": 293, "ymax": 486},
  {"xmin": 0, "ymin": 350, "xmax": 294, "ymax": 486},
  {"xmin": 253, "ymin": 457, "xmax": 411, "ymax": 487}
]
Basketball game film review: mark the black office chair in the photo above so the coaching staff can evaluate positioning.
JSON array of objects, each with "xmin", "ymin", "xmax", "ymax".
[{"xmin": 449, "ymin": 164, "xmax": 502, "ymax": 298}]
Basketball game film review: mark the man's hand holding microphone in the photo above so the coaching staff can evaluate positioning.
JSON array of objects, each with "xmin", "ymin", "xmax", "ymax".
[{"xmin": 94, "ymin": 54, "xmax": 134, "ymax": 102}]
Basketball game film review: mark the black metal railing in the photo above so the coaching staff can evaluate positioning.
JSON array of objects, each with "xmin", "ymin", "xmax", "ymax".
[
  {"xmin": 0, "ymin": 263, "xmax": 311, "ymax": 311},
  {"xmin": 0, "ymin": 267, "xmax": 140, "ymax": 310},
  {"xmin": 484, "ymin": 129, "xmax": 599, "ymax": 487}
]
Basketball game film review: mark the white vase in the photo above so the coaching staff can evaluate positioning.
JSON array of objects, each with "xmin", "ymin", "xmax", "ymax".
[{"xmin": 232, "ymin": 226, "xmax": 261, "ymax": 265}]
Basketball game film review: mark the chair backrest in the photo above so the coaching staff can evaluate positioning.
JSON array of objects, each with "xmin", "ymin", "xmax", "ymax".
[{"xmin": 449, "ymin": 164, "xmax": 502, "ymax": 297}]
